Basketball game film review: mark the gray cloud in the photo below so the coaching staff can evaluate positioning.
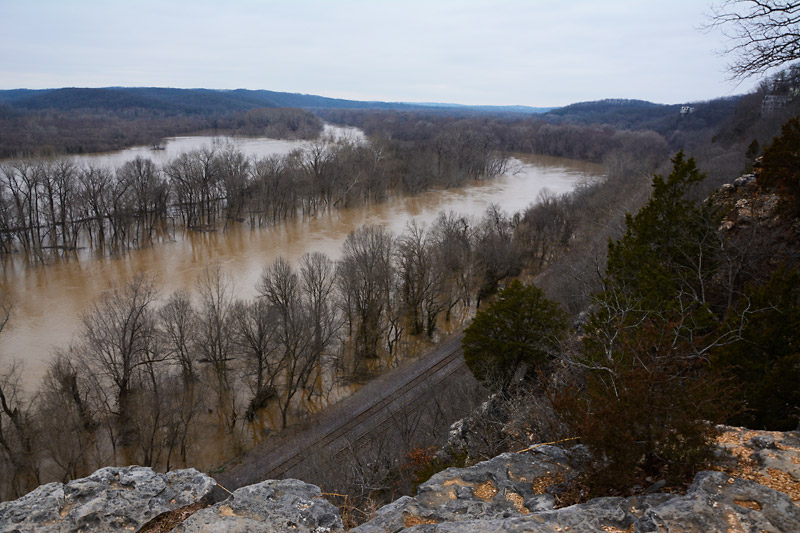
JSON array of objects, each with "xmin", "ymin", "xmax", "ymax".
[{"xmin": 0, "ymin": 0, "xmax": 758, "ymax": 106}]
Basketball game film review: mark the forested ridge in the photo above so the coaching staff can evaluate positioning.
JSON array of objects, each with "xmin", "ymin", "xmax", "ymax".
[
  {"xmin": 0, "ymin": 85, "xmax": 761, "ymax": 159},
  {"xmin": 0, "ymin": 87, "xmax": 546, "ymax": 158}
]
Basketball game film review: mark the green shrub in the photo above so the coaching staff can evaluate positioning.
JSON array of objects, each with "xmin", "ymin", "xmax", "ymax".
[
  {"xmin": 760, "ymin": 117, "xmax": 800, "ymax": 214},
  {"xmin": 713, "ymin": 265, "xmax": 800, "ymax": 430}
]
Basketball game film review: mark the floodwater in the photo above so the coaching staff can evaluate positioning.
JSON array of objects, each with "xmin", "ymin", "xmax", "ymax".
[
  {"xmin": 0, "ymin": 130, "xmax": 602, "ymax": 390},
  {"xmin": 62, "ymin": 123, "xmax": 365, "ymax": 167}
]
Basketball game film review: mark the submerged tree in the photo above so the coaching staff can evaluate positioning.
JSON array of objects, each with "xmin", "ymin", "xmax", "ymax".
[
  {"xmin": 77, "ymin": 274, "xmax": 161, "ymax": 448},
  {"xmin": 337, "ymin": 226, "xmax": 394, "ymax": 361},
  {"xmin": 230, "ymin": 298, "xmax": 281, "ymax": 422},
  {"xmin": 196, "ymin": 265, "xmax": 237, "ymax": 432},
  {"xmin": 0, "ymin": 294, "xmax": 42, "ymax": 499},
  {"xmin": 259, "ymin": 258, "xmax": 315, "ymax": 429}
]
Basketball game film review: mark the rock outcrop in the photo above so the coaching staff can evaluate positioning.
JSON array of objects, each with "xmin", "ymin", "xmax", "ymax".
[
  {"xmin": 363, "ymin": 471, "xmax": 798, "ymax": 532},
  {"xmin": 172, "ymin": 478, "xmax": 342, "ymax": 533},
  {"xmin": 0, "ymin": 426, "xmax": 797, "ymax": 532},
  {"xmin": 353, "ymin": 444, "xmax": 589, "ymax": 532},
  {"xmin": 354, "ymin": 426, "xmax": 800, "ymax": 532},
  {"xmin": 0, "ymin": 466, "xmax": 215, "ymax": 532}
]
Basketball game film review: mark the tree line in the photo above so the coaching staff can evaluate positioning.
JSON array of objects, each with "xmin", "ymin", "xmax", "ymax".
[
  {"xmin": 0, "ymin": 105, "xmax": 324, "ymax": 158},
  {"xmin": 0, "ymin": 124, "xmax": 509, "ymax": 261},
  {"xmin": 321, "ymin": 108, "xmax": 673, "ymax": 163}
]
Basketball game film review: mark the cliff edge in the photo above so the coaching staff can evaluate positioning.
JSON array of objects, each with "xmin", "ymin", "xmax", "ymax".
[{"xmin": 1, "ymin": 426, "xmax": 797, "ymax": 532}]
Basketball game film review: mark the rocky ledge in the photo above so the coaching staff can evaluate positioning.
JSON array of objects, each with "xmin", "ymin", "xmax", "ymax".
[
  {"xmin": 0, "ymin": 466, "xmax": 216, "ymax": 532},
  {"xmin": 0, "ymin": 426, "xmax": 797, "ymax": 532},
  {"xmin": 355, "ymin": 426, "xmax": 800, "ymax": 532},
  {"xmin": 0, "ymin": 467, "xmax": 341, "ymax": 533}
]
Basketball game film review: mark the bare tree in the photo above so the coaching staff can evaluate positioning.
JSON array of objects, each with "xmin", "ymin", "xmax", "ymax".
[
  {"xmin": 40, "ymin": 159, "xmax": 79, "ymax": 252},
  {"xmin": 258, "ymin": 258, "xmax": 314, "ymax": 429},
  {"xmin": 0, "ymin": 294, "xmax": 41, "ymax": 499},
  {"xmin": 396, "ymin": 221, "xmax": 443, "ymax": 337},
  {"xmin": 77, "ymin": 274, "xmax": 160, "ymax": 448},
  {"xmin": 474, "ymin": 204, "xmax": 521, "ymax": 306},
  {"xmin": 216, "ymin": 146, "xmax": 249, "ymax": 226},
  {"xmin": 299, "ymin": 252, "xmax": 340, "ymax": 396},
  {"xmin": 196, "ymin": 265, "xmax": 237, "ymax": 432},
  {"xmin": 708, "ymin": 1, "xmax": 800, "ymax": 79},
  {"xmin": 229, "ymin": 298, "xmax": 281, "ymax": 421},
  {"xmin": 117, "ymin": 157, "xmax": 169, "ymax": 245},
  {"xmin": 515, "ymin": 189, "xmax": 574, "ymax": 272},
  {"xmin": 36, "ymin": 350, "xmax": 99, "ymax": 482},
  {"xmin": 158, "ymin": 290, "xmax": 199, "ymax": 387},
  {"xmin": 249, "ymin": 155, "xmax": 298, "ymax": 225},
  {"xmin": 337, "ymin": 226, "xmax": 394, "ymax": 362},
  {"xmin": 0, "ymin": 360, "xmax": 39, "ymax": 500},
  {"xmin": 431, "ymin": 211, "xmax": 476, "ymax": 320}
]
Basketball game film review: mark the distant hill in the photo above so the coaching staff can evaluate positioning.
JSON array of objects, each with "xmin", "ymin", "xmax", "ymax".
[
  {"xmin": 0, "ymin": 87, "xmax": 552, "ymax": 116},
  {"xmin": 0, "ymin": 88, "xmax": 751, "ymax": 158},
  {"xmin": 542, "ymin": 97, "xmax": 744, "ymax": 135},
  {"xmin": 0, "ymin": 87, "xmax": 554, "ymax": 157},
  {"xmin": 409, "ymin": 101, "xmax": 552, "ymax": 114}
]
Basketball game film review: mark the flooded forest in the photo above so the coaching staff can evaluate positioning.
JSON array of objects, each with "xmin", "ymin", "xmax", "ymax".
[{"xmin": 0, "ymin": 104, "xmax": 697, "ymax": 501}]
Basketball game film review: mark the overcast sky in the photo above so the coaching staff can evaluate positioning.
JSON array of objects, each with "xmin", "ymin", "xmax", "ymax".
[{"xmin": 0, "ymin": 0, "xmax": 759, "ymax": 107}]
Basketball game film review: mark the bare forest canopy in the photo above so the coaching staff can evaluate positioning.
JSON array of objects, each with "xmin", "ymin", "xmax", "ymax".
[
  {"xmin": 0, "ymin": 118, "xmax": 511, "ymax": 262},
  {"xmin": 318, "ymin": 94, "xmax": 761, "ymax": 154},
  {"xmin": 3, "ymin": 75, "xmax": 800, "ymax": 265},
  {"xmin": 0, "ymin": 84, "xmax": 782, "ymax": 164},
  {"xmin": 0, "ymin": 87, "xmax": 549, "ymax": 158}
]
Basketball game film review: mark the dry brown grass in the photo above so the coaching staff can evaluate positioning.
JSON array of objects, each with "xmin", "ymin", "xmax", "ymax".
[
  {"xmin": 403, "ymin": 514, "xmax": 439, "ymax": 527},
  {"xmin": 473, "ymin": 480, "xmax": 498, "ymax": 501},
  {"xmin": 600, "ymin": 526, "xmax": 634, "ymax": 533},
  {"xmin": 532, "ymin": 471, "xmax": 565, "ymax": 495},
  {"xmin": 504, "ymin": 491, "xmax": 530, "ymax": 514}
]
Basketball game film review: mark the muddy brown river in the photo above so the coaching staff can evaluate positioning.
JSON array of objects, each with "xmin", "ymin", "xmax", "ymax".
[{"xmin": 0, "ymin": 129, "xmax": 602, "ymax": 390}]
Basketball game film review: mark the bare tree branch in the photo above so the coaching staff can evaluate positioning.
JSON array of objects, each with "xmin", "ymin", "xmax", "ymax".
[{"xmin": 707, "ymin": 1, "xmax": 800, "ymax": 79}]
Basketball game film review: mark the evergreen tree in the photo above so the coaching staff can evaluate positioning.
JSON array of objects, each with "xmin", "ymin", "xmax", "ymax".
[
  {"xmin": 556, "ymin": 152, "xmax": 729, "ymax": 491},
  {"xmin": 713, "ymin": 265, "xmax": 800, "ymax": 430},
  {"xmin": 462, "ymin": 280, "xmax": 567, "ymax": 395},
  {"xmin": 759, "ymin": 116, "xmax": 800, "ymax": 214}
]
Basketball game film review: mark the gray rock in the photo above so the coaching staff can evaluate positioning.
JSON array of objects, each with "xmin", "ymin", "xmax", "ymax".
[
  {"xmin": 734, "ymin": 174, "xmax": 756, "ymax": 187},
  {"xmin": 0, "ymin": 466, "xmax": 215, "ymax": 532},
  {"xmin": 397, "ymin": 494, "xmax": 671, "ymax": 532},
  {"xmin": 716, "ymin": 426, "xmax": 800, "ymax": 483},
  {"xmin": 437, "ymin": 395, "xmax": 507, "ymax": 461},
  {"xmin": 386, "ymin": 472, "xmax": 800, "ymax": 532},
  {"xmin": 353, "ymin": 446, "xmax": 587, "ymax": 532},
  {"xmin": 172, "ymin": 478, "xmax": 342, "ymax": 532},
  {"xmin": 750, "ymin": 434, "xmax": 776, "ymax": 449},
  {"xmin": 637, "ymin": 471, "xmax": 800, "ymax": 533},
  {"xmin": 356, "ymin": 426, "xmax": 800, "ymax": 532}
]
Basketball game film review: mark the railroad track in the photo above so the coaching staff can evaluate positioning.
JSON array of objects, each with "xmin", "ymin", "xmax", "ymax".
[
  {"xmin": 218, "ymin": 333, "xmax": 466, "ymax": 490},
  {"xmin": 272, "ymin": 345, "xmax": 466, "ymax": 477}
]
